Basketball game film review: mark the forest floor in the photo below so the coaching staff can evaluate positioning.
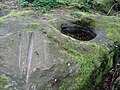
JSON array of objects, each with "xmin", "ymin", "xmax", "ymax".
[{"xmin": 2, "ymin": 0, "xmax": 80, "ymax": 21}]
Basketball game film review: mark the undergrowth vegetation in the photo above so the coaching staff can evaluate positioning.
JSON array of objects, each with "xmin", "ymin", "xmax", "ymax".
[
  {"xmin": 31, "ymin": 0, "xmax": 62, "ymax": 13},
  {"xmin": 17, "ymin": 0, "xmax": 92, "ymax": 13},
  {"xmin": 0, "ymin": 76, "xmax": 9, "ymax": 90}
]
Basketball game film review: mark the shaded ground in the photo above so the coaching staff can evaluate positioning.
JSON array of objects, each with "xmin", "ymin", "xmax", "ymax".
[{"xmin": 97, "ymin": 42, "xmax": 120, "ymax": 90}]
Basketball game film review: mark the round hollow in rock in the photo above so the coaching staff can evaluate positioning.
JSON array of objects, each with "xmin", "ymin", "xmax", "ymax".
[{"xmin": 61, "ymin": 23, "xmax": 97, "ymax": 41}]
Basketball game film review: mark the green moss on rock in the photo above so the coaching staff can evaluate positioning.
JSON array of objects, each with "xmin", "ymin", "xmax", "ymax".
[
  {"xmin": 29, "ymin": 23, "xmax": 40, "ymax": 29},
  {"xmin": 0, "ymin": 76, "xmax": 11, "ymax": 90},
  {"xmin": 0, "ymin": 76, "xmax": 8, "ymax": 88},
  {"xmin": 44, "ymin": 11, "xmax": 120, "ymax": 90},
  {"xmin": 1, "ymin": 9, "xmax": 118, "ymax": 90},
  {"xmin": 0, "ymin": 10, "xmax": 32, "ymax": 23},
  {"xmin": 58, "ymin": 42, "xmax": 113, "ymax": 90},
  {"xmin": 70, "ymin": 12, "xmax": 120, "ymax": 42}
]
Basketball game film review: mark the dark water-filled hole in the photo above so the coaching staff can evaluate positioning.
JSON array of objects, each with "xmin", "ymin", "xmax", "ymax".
[
  {"xmin": 0, "ymin": 11, "xmax": 9, "ymax": 17},
  {"xmin": 61, "ymin": 23, "xmax": 97, "ymax": 41}
]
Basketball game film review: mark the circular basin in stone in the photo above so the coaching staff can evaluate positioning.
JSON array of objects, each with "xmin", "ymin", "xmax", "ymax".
[{"xmin": 61, "ymin": 23, "xmax": 97, "ymax": 41}]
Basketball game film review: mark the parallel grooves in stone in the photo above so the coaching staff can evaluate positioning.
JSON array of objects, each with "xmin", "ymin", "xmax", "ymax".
[{"xmin": 26, "ymin": 32, "xmax": 34, "ymax": 89}]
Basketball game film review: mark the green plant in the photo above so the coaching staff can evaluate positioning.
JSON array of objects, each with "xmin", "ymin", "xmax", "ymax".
[
  {"xmin": 31, "ymin": 0, "xmax": 61, "ymax": 13},
  {"xmin": 72, "ymin": 2, "xmax": 91, "ymax": 12},
  {"xmin": 18, "ymin": 0, "xmax": 29, "ymax": 7},
  {"xmin": 0, "ymin": 76, "xmax": 8, "ymax": 89}
]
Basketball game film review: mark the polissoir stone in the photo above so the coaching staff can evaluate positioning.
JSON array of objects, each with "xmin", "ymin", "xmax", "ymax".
[{"xmin": 0, "ymin": 10, "xmax": 119, "ymax": 90}]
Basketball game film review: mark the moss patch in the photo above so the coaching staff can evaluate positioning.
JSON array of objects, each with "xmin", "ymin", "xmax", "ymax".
[
  {"xmin": 0, "ymin": 10, "xmax": 32, "ymax": 25},
  {"xmin": 0, "ymin": 76, "xmax": 11, "ymax": 90},
  {"xmin": 0, "ymin": 76, "xmax": 8, "ymax": 88},
  {"xmin": 58, "ymin": 41, "xmax": 113, "ymax": 90},
  {"xmin": 29, "ymin": 23, "xmax": 40, "ymax": 29}
]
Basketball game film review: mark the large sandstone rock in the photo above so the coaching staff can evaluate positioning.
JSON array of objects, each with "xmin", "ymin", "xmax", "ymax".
[{"xmin": 0, "ymin": 10, "xmax": 120, "ymax": 90}]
